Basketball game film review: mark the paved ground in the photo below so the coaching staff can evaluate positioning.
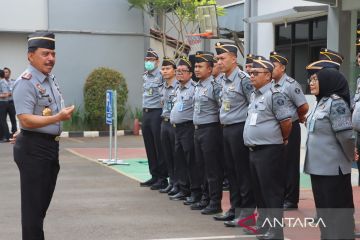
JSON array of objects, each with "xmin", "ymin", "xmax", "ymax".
[{"xmin": 1, "ymin": 136, "xmax": 360, "ymax": 240}]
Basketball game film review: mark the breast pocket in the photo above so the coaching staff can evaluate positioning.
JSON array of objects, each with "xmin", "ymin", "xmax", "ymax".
[
  {"xmin": 34, "ymin": 98, "xmax": 52, "ymax": 115},
  {"xmin": 313, "ymin": 112, "xmax": 328, "ymax": 130}
]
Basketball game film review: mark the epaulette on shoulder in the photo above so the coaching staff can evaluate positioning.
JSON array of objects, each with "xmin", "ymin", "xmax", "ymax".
[
  {"xmin": 330, "ymin": 94, "xmax": 340, "ymax": 100},
  {"xmin": 238, "ymin": 70, "xmax": 248, "ymax": 80},
  {"xmin": 21, "ymin": 72, "xmax": 32, "ymax": 80},
  {"xmin": 270, "ymin": 86, "xmax": 280, "ymax": 94},
  {"xmin": 191, "ymin": 81, "xmax": 196, "ymax": 86},
  {"xmin": 285, "ymin": 77, "xmax": 295, "ymax": 83}
]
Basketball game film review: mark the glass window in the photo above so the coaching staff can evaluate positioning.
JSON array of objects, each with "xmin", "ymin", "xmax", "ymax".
[
  {"xmin": 293, "ymin": 45, "xmax": 309, "ymax": 93},
  {"xmin": 312, "ymin": 18, "xmax": 327, "ymax": 40},
  {"xmin": 277, "ymin": 25, "xmax": 292, "ymax": 45},
  {"xmin": 295, "ymin": 22, "xmax": 309, "ymax": 43}
]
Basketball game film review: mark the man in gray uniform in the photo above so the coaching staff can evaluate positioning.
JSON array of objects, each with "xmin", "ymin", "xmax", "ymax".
[
  {"xmin": 0, "ymin": 69, "xmax": 11, "ymax": 142},
  {"xmin": 12, "ymin": 32, "xmax": 74, "ymax": 240},
  {"xmin": 191, "ymin": 51, "xmax": 223, "ymax": 215},
  {"xmin": 158, "ymin": 57, "xmax": 177, "ymax": 192},
  {"xmin": 140, "ymin": 48, "xmax": 168, "ymax": 189},
  {"xmin": 243, "ymin": 56, "xmax": 292, "ymax": 239},
  {"xmin": 245, "ymin": 54, "xmax": 255, "ymax": 74},
  {"xmin": 212, "ymin": 56, "xmax": 223, "ymax": 84},
  {"xmin": 270, "ymin": 51, "xmax": 309, "ymax": 210},
  {"xmin": 170, "ymin": 56, "xmax": 202, "ymax": 204},
  {"xmin": 4, "ymin": 67, "xmax": 18, "ymax": 136},
  {"xmin": 212, "ymin": 42, "xmax": 256, "ymax": 225}
]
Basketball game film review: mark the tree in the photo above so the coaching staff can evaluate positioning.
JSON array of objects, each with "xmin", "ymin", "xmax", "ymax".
[{"xmin": 128, "ymin": 0, "xmax": 224, "ymax": 58}]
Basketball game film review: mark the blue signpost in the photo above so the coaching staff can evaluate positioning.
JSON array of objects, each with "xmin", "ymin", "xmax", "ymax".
[{"xmin": 106, "ymin": 90, "xmax": 113, "ymax": 125}]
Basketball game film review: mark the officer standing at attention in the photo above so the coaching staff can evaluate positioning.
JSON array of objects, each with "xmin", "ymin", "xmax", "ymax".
[
  {"xmin": 212, "ymin": 56, "xmax": 223, "ymax": 84},
  {"xmin": 12, "ymin": 31, "xmax": 74, "ymax": 240},
  {"xmin": 269, "ymin": 51, "xmax": 309, "ymax": 211},
  {"xmin": 212, "ymin": 42, "xmax": 256, "ymax": 226},
  {"xmin": 170, "ymin": 56, "xmax": 202, "ymax": 204},
  {"xmin": 191, "ymin": 51, "xmax": 223, "ymax": 215},
  {"xmin": 3, "ymin": 67, "xmax": 18, "ymax": 136},
  {"xmin": 245, "ymin": 54, "xmax": 255, "ymax": 74},
  {"xmin": 0, "ymin": 69, "xmax": 11, "ymax": 142},
  {"xmin": 140, "ymin": 48, "xmax": 168, "ymax": 189},
  {"xmin": 158, "ymin": 57, "xmax": 177, "ymax": 192},
  {"xmin": 243, "ymin": 56, "xmax": 292, "ymax": 239}
]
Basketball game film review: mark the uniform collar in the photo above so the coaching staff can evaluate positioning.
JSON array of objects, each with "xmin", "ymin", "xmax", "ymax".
[
  {"xmin": 29, "ymin": 64, "xmax": 49, "ymax": 83},
  {"xmin": 199, "ymin": 76, "xmax": 213, "ymax": 86},
  {"xmin": 273, "ymin": 73, "xmax": 287, "ymax": 87},
  {"xmin": 256, "ymin": 82, "xmax": 272, "ymax": 95},
  {"xmin": 225, "ymin": 66, "xmax": 239, "ymax": 82},
  {"xmin": 181, "ymin": 79, "xmax": 193, "ymax": 89},
  {"xmin": 164, "ymin": 78, "xmax": 177, "ymax": 88}
]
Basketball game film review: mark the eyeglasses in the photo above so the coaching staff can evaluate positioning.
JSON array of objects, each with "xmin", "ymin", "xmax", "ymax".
[
  {"xmin": 176, "ymin": 70, "xmax": 190, "ymax": 74},
  {"xmin": 307, "ymin": 75, "xmax": 318, "ymax": 84},
  {"xmin": 248, "ymin": 71, "xmax": 269, "ymax": 76}
]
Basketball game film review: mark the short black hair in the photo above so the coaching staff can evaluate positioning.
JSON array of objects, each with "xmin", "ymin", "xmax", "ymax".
[
  {"xmin": 3, "ymin": 67, "xmax": 10, "ymax": 72},
  {"xmin": 0, "ymin": 70, "xmax": 4, "ymax": 78}
]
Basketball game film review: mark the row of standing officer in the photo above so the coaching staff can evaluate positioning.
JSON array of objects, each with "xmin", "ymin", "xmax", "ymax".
[{"xmin": 140, "ymin": 43, "xmax": 309, "ymax": 239}]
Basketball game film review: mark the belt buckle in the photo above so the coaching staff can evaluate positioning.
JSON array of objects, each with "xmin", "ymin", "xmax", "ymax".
[
  {"xmin": 145, "ymin": 108, "xmax": 149, "ymax": 112},
  {"xmin": 249, "ymin": 147, "xmax": 254, "ymax": 152},
  {"xmin": 164, "ymin": 118, "xmax": 169, "ymax": 122},
  {"xmin": 194, "ymin": 125, "xmax": 198, "ymax": 129},
  {"xmin": 172, "ymin": 124, "xmax": 176, "ymax": 128},
  {"xmin": 54, "ymin": 136, "xmax": 60, "ymax": 141}
]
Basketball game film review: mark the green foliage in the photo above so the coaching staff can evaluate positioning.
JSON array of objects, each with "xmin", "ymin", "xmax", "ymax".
[
  {"xmin": 129, "ymin": 106, "xmax": 143, "ymax": 122},
  {"xmin": 84, "ymin": 67, "xmax": 128, "ymax": 131},
  {"xmin": 62, "ymin": 105, "xmax": 85, "ymax": 131}
]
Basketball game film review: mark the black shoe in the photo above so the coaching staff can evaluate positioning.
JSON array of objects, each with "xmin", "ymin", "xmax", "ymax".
[
  {"xmin": 159, "ymin": 184, "xmax": 173, "ymax": 193},
  {"xmin": 169, "ymin": 191, "xmax": 189, "ymax": 201},
  {"xmin": 140, "ymin": 178, "xmax": 157, "ymax": 187},
  {"xmin": 224, "ymin": 215, "xmax": 256, "ymax": 227},
  {"xmin": 256, "ymin": 229, "xmax": 283, "ymax": 240},
  {"xmin": 283, "ymin": 201, "xmax": 298, "ymax": 211},
  {"xmin": 243, "ymin": 226, "xmax": 268, "ymax": 235},
  {"xmin": 201, "ymin": 205, "xmax": 222, "ymax": 215},
  {"xmin": 213, "ymin": 210, "xmax": 235, "ymax": 221},
  {"xmin": 183, "ymin": 196, "xmax": 201, "ymax": 205},
  {"xmin": 222, "ymin": 178, "xmax": 230, "ymax": 191},
  {"xmin": 150, "ymin": 179, "xmax": 168, "ymax": 190},
  {"xmin": 190, "ymin": 200, "xmax": 209, "ymax": 210},
  {"xmin": 168, "ymin": 186, "xmax": 180, "ymax": 196}
]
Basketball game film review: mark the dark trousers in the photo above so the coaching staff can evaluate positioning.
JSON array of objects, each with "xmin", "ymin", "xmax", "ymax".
[
  {"xmin": 0, "ymin": 101, "xmax": 10, "ymax": 140},
  {"xmin": 194, "ymin": 124, "xmax": 223, "ymax": 206},
  {"xmin": 161, "ymin": 121, "xmax": 176, "ymax": 184},
  {"xmin": 249, "ymin": 144, "xmax": 285, "ymax": 237},
  {"xmin": 284, "ymin": 120, "xmax": 301, "ymax": 204},
  {"xmin": 7, "ymin": 100, "xmax": 17, "ymax": 134},
  {"xmin": 311, "ymin": 173, "xmax": 354, "ymax": 240},
  {"xmin": 141, "ymin": 109, "xmax": 167, "ymax": 179},
  {"xmin": 356, "ymin": 132, "xmax": 360, "ymax": 186},
  {"xmin": 223, "ymin": 123, "xmax": 255, "ymax": 216},
  {"xmin": 174, "ymin": 122, "xmax": 202, "ymax": 196},
  {"xmin": 13, "ymin": 131, "xmax": 60, "ymax": 240}
]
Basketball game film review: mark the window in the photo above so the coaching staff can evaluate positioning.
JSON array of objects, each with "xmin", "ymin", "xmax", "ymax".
[{"xmin": 275, "ymin": 17, "xmax": 327, "ymax": 94}]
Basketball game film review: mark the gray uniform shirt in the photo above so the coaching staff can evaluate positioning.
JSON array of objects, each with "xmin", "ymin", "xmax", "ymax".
[
  {"xmin": 352, "ymin": 77, "xmax": 360, "ymax": 131},
  {"xmin": 193, "ymin": 76, "xmax": 221, "ymax": 125},
  {"xmin": 272, "ymin": 74, "xmax": 307, "ymax": 122},
  {"xmin": 160, "ymin": 79, "xmax": 178, "ymax": 118},
  {"xmin": 214, "ymin": 73, "xmax": 223, "ymax": 85},
  {"xmin": 0, "ymin": 79, "xmax": 11, "ymax": 101},
  {"xmin": 142, "ymin": 67, "xmax": 163, "ymax": 109},
  {"xmin": 13, "ymin": 65, "xmax": 63, "ymax": 135},
  {"xmin": 219, "ymin": 67, "xmax": 253, "ymax": 124},
  {"xmin": 243, "ymin": 82, "xmax": 292, "ymax": 146},
  {"xmin": 170, "ymin": 79, "xmax": 196, "ymax": 124},
  {"xmin": 304, "ymin": 95, "xmax": 353, "ymax": 175}
]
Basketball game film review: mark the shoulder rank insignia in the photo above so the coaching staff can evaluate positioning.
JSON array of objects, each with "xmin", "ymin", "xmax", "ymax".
[
  {"xmin": 21, "ymin": 72, "xmax": 32, "ymax": 80},
  {"xmin": 285, "ymin": 77, "xmax": 295, "ymax": 83},
  {"xmin": 330, "ymin": 94, "xmax": 340, "ymax": 100},
  {"xmin": 270, "ymin": 86, "xmax": 280, "ymax": 94},
  {"xmin": 238, "ymin": 70, "xmax": 248, "ymax": 80}
]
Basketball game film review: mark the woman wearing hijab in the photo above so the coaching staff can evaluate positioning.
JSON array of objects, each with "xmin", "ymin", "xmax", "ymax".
[{"xmin": 304, "ymin": 65, "xmax": 355, "ymax": 239}]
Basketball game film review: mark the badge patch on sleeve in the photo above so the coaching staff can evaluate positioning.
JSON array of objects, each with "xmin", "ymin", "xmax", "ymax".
[{"xmin": 295, "ymin": 88, "xmax": 301, "ymax": 94}]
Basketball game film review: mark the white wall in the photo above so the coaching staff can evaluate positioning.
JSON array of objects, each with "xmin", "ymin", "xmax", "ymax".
[
  {"xmin": 0, "ymin": 33, "xmax": 29, "ymax": 79},
  {"xmin": 0, "ymin": 0, "xmax": 47, "ymax": 31}
]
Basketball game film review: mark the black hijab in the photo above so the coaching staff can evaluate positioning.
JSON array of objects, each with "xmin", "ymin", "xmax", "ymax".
[{"xmin": 315, "ymin": 68, "xmax": 350, "ymax": 107}]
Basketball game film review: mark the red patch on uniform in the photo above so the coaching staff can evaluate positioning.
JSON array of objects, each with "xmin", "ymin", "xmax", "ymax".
[{"xmin": 21, "ymin": 72, "xmax": 32, "ymax": 80}]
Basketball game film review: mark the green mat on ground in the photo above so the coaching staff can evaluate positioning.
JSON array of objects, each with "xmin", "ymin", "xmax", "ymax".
[{"xmin": 109, "ymin": 158, "xmax": 313, "ymax": 188}]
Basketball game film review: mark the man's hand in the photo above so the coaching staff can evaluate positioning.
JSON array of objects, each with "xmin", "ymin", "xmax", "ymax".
[
  {"xmin": 57, "ymin": 105, "xmax": 75, "ymax": 121},
  {"xmin": 10, "ymin": 131, "xmax": 19, "ymax": 144},
  {"xmin": 355, "ymin": 147, "xmax": 359, "ymax": 162}
]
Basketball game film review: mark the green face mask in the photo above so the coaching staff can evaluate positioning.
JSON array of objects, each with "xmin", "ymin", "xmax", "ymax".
[{"xmin": 145, "ymin": 61, "xmax": 156, "ymax": 71}]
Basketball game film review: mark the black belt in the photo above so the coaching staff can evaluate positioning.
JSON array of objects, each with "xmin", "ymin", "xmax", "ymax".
[
  {"xmin": 194, "ymin": 122, "xmax": 219, "ymax": 130},
  {"xmin": 8, "ymin": 100, "xmax": 14, "ymax": 103},
  {"xmin": 143, "ymin": 108, "xmax": 161, "ymax": 113},
  {"xmin": 248, "ymin": 144, "xmax": 279, "ymax": 152},
  {"xmin": 21, "ymin": 129, "xmax": 60, "ymax": 142},
  {"xmin": 172, "ymin": 121, "xmax": 193, "ymax": 128},
  {"xmin": 222, "ymin": 122, "xmax": 244, "ymax": 128}
]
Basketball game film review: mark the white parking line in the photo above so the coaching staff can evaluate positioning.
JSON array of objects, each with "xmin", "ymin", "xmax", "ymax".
[{"xmin": 147, "ymin": 235, "xmax": 257, "ymax": 240}]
